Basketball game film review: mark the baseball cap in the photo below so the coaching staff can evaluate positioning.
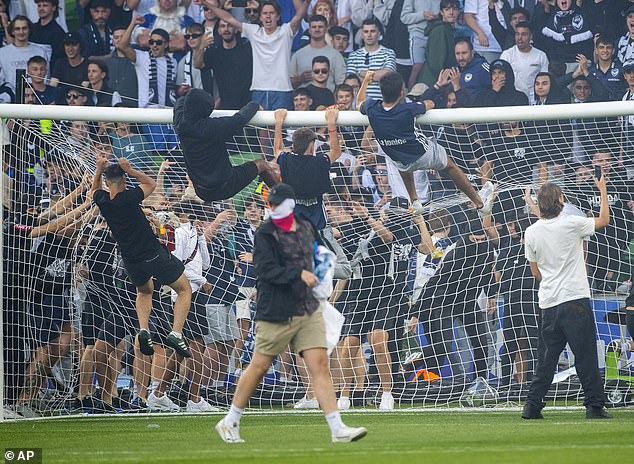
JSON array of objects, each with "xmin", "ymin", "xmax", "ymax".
[
  {"xmin": 150, "ymin": 28, "xmax": 170, "ymax": 42},
  {"xmin": 624, "ymin": 4, "xmax": 634, "ymax": 16},
  {"xmin": 63, "ymin": 32, "xmax": 82, "ymax": 45},
  {"xmin": 89, "ymin": 0, "xmax": 111, "ymax": 8},
  {"xmin": 406, "ymin": 83, "xmax": 429, "ymax": 98},
  {"xmin": 623, "ymin": 60, "xmax": 634, "ymax": 73},
  {"xmin": 329, "ymin": 26, "xmax": 349, "ymax": 38},
  {"xmin": 267, "ymin": 183, "xmax": 296, "ymax": 206}
]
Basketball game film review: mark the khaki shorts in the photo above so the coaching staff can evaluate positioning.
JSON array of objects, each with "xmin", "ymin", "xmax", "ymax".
[
  {"xmin": 235, "ymin": 287, "xmax": 256, "ymax": 320},
  {"xmin": 255, "ymin": 308, "xmax": 327, "ymax": 356}
]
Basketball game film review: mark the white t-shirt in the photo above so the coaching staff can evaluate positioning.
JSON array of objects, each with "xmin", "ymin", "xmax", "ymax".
[
  {"xmin": 524, "ymin": 214, "xmax": 595, "ymax": 309},
  {"xmin": 0, "ymin": 43, "xmax": 51, "ymax": 90},
  {"xmin": 464, "ymin": 0, "xmax": 502, "ymax": 53},
  {"xmin": 134, "ymin": 50, "xmax": 177, "ymax": 108},
  {"xmin": 500, "ymin": 46, "xmax": 549, "ymax": 100},
  {"xmin": 241, "ymin": 22, "xmax": 294, "ymax": 91}
]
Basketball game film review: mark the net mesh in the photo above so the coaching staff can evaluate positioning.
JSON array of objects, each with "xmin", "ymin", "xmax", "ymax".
[{"xmin": 2, "ymin": 87, "xmax": 633, "ymax": 419}]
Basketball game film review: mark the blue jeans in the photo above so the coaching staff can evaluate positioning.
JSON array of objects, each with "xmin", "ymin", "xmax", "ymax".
[{"xmin": 251, "ymin": 90, "xmax": 293, "ymax": 110}]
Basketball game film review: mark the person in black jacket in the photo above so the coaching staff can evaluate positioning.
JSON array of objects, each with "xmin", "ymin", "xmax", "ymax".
[
  {"xmin": 173, "ymin": 88, "xmax": 279, "ymax": 202},
  {"xmin": 214, "ymin": 183, "xmax": 367, "ymax": 444},
  {"xmin": 474, "ymin": 59, "xmax": 529, "ymax": 107}
]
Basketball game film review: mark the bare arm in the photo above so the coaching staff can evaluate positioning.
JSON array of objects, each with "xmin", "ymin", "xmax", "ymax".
[
  {"xmin": 529, "ymin": 261, "xmax": 542, "ymax": 282},
  {"xmin": 40, "ymin": 174, "xmax": 90, "ymax": 222},
  {"xmin": 91, "ymin": 154, "xmax": 108, "ymax": 193},
  {"xmin": 193, "ymin": 33, "xmax": 213, "ymax": 69},
  {"xmin": 593, "ymin": 174, "xmax": 610, "ymax": 230},
  {"xmin": 325, "ymin": 107, "xmax": 341, "ymax": 163},
  {"xmin": 119, "ymin": 16, "xmax": 145, "ymax": 63},
  {"xmin": 30, "ymin": 201, "xmax": 91, "ymax": 238},
  {"xmin": 413, "ymin": 215, "xmax": 434, "ymax": 255},
  {"xmin": 464, "ymin": 13, "xmax": 489, "ymax": 47},
  {"xmin": 356, "ymin": 70, "xmax": 375, "ymax": 110},
  {"xmin": 290, "ymin": 0, "xmax": 311, "ymax": 34},
  {"xmin": 204, "ymin": 1, "xmax": 243, "ymax": 31},
  {"xmin": 273, "ymin": 109, "xmax": 287, "ymax": 160},
  {"xmin": 155, "ymin": 160, "xmax": 174, "ymax": 196},
  {"xmin": 118, "ymin": 158, "xmax": 156, "ymax": 198}
]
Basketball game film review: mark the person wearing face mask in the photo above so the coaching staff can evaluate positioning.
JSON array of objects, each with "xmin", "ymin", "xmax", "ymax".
[{"xmin": 214, "ymin": 183, "xmax": 367, "ymax": 444}]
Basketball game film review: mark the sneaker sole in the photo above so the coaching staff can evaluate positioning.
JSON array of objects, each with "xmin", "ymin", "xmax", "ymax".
[{"xmin": 332, "ymin": 428, "xmax": 368, "ymax": 443}]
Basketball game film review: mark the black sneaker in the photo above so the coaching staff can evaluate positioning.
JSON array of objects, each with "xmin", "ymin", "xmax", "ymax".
[
  {"xmin": 586, "ymin": 406, "xmax": 612, "ymax": 419},
  {"xmin": 521, "ymin": 403, "xmax": 544, "ymax": 419},
  {"xmin": 165, "ymin": 333, "xmax": 192, "ymax": 358},
  {"xmin": 137, "ymin": 329, "xmax": 154, "ymax": 356}
]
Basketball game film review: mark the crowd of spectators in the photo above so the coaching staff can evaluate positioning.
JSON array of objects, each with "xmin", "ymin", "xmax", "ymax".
[{"xmin": 1, "ymin": 0, "xmax": 634, "ymax": 415}]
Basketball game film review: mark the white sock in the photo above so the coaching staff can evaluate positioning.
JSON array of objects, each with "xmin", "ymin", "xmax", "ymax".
[
  {"xmin": 224, "ymin": 404, "xmax": 243, "ymax": 425},
  {"xmin": 325, "ymin": 411, "xmax": 344, "ymax": 434},
  {"xmin": 169, "ymin": 330, "xmax": 182, "ymax": 338},
  {"xmin": 382, "ymin": 391, "xmax": 393, "ymax": 400},
  {"xmin": 150, "ymin": 381, "xmax": 159, "ymax": 394}
]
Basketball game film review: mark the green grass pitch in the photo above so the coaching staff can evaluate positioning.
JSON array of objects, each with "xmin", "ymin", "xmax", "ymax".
[{"xmin": 2, "ymin": 409, "xmax": 633, "ymax": 463}]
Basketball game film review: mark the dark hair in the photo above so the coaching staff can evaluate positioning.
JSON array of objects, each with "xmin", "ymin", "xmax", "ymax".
[
  {"xmin": 595, "ymin": 36, "xmax": 613, "ymax": 48},
  {"xmin": 379, "ymin": 71, "xmax": 404, "ymax": 104},
  {"xmin": 454, "ymin": 37, "xmax": 473, "ymax": 51},
  {"xmin": 8, "ymin": 15, "xmax": 32, "ymax": 37},
  {"xmin": 440, "ymin": 0, "xmax": 460, "ymax": 9},
  {"xmin": 150, "ymin": 28, "xmax": 170, "ymax": 42},
  {"xmin": 292, "ymin": 128, "xmax": 317, "ymax": 155},
  {"xmin": 308, "ymin": 14, "xmax": 327, "ymax": 25},
  {"xmin": 243, "ymin": 193, "xmax": 264, "ymax": 209},
  {"xmin": 344, "ymin": 73, "xmax": 361, "ymax": 86},
  {"xmin": 312, "ymin": 55, "xmax": 330, "ymax": 68},
  {"xmin": 514, "ymin": 21, "xmax": 532, "ymax": 32},
  {"xmin": 91, "ymin": 132, "xmax": 112, "ymax": 146},
  {"xmin": 428, "ymin": 208, "xmax": 452, "ymax": 233},
  {"xmin": 27, "ymin": 55, "xmax": 47, "ymax": 68},
  {"xmin": 334, "ymin": 83, "xmax": 353, "ymax": 97},
  {"xmin": 329, "ymin": 25, "xmax": 349, "ymax": 38},
  {"xmin": 36, "ymin": 0, "xmax": 60, "ymax": 18},
  {"xmin": 509, "ymin": 6, "xmax": 530, "ymax": 20},
  {"xmin": 294, "ymin": 87, "xmax": 312, "ymax": 99},
  {"xmin": 187, "ymin": 22, "xmax": 205, "ymax": 33},
  {"xmin": 103, "ymin": 163, "xmax": 125, "ymax": 181},
  {"xmin": 88, "ymin": 59, "xmax": 109, "ymax": 77},
  {"xmin": 361, "ymin": 17, "xmax": 382, "ymax": 32},
  {"xmin": 112, "ymin": 25, "xmax": 127, "ymax": 34},
  {"xmin": 259, "ymin": 1, "xmax": 282, "ymax": 26},
  {"xmin": 537, "ymin": 183, "xmax": 563, "ymax": 219}
]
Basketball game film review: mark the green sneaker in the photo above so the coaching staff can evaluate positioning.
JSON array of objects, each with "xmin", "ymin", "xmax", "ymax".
[
  {"xmin": 165, "ymin": 333, "xmax": 192, "ymax": 358},
  {"xmin": 137, "ymin": 329, "xmax": 154, "ymax": 356}
]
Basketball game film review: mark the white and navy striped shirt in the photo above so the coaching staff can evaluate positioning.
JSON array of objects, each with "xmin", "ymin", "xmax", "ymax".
[{"xmin": 346, "ymin": 46, "xmax": 397, "ymax": 100}]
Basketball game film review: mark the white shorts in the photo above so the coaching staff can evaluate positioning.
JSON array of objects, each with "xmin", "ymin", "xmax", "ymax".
[
  {"xmin": 409, "ymin": 33, "xmax": 427, "ymax": 65},
  {"xmin": 394, "ymin": 139, "xmax": 448, "ymax": 173},
  {"xmin": 235, "ymin": 286, "xmax": 256, "ymax": 320},
  {"xmin": 203, "ymin": 304, "xmax": 240, "ymax": 344}
]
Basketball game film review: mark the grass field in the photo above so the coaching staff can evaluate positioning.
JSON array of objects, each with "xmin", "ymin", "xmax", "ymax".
[{"xmin": 2, "ymin": 408, "xmax": 634, "ymax": 463}]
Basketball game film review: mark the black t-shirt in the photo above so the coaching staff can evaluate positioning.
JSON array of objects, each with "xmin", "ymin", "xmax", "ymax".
[
  {"xmin": 435, "ymin": 124, "xmax": 484, "ymax": 187},
  {"xmin": 31, "ymin": 233, "xmax": 74, "ymax": 296},
  {"xmin": 484, "ymin": 129, "xmax": 540, "ymax": 183},
  {"xmin": 336, "ymin": 217, "xmax": 370, "ymax": 260},
  {"xmin": 52, "ymin": 58, "xmax": 89, "ymax": 104},
  {"xmin": 277, "ymin": 151, "xmax": 331, "ymax": 230},
  {"xmin": 84, "ymin": 228, "xmax": 117, "ymax": 292},
  {"xmin": 203, "ymin": 39, "xmax": 253, "ymax": 109},
  {"xmin": 203, "ymin": 237, "xmax": 240, "ymax": 305},
  {"xmin": 93, "ymin": 187, "xmax": 161, "ymax": 262},
  {"xmin": 306, "ymin": 84, "xmax": 335, "ymax": 110},
  {"xmin": 30, "ymin": 20, "xmax": 66, "ymax": 67}
]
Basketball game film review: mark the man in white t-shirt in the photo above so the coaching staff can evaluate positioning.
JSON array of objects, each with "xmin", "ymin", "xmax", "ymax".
[
  {"xmin": 0, "ymin": 16, "xmax": 51, "ymax": 93},
  {"xmin": 464, "ymin": 0, "xmax": 501, "ymax": 63},
  {"xmin": 118, "ymin": 16, "xmax": 177, "ymax": 108},
  {"xmin": 203, "ymin": 0, "xmax": 310, "ymax": 110},
  {"xmin": 522, "ymin": 180, "xmax": 611, "ymax": 420},
  {"xmin": 500, "ymin": 21, "xmax": 548, "ymax": 101}
]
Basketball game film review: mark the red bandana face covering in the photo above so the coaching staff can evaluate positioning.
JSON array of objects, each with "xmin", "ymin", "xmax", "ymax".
[{"xmin": 270, "ymin": 199, "xmax": 295, "ymax": 232}]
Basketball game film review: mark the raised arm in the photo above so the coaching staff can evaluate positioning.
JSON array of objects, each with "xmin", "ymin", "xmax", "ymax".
[
  {"xmin": 91, "ymin": 153, "xmax": 108, "ymax": 193},
  {"xmin": 118, "ymin": 158, "xmax": 157, "ymax": 198},
  {"xmin": 118, "ymin": 16, "xmax": 145, "ymax": 63},
  {"xmin": 412, "ymin": 214, "xmax": 434, "ymax": 255},
  {"xmin": 593, "ymin": 173, "xmax": 610, "ymax": 230},
  {"xmin": 273, "ymin": 108, "xmax": 287, "ymax": 160},
  {"xmin": 356, "ymin": 70, "xmax": 375, "ymax": 110},
  {"xmin": 290, "ymin": 0, "xmax": 311, "ymax": 34},
  {"xmin": 325, "ymin": 107, "xmax": 341, "ymax": 163},
  {"xmin": 202, "ymin": 0, "xmax": 243, "ymax": 31}
]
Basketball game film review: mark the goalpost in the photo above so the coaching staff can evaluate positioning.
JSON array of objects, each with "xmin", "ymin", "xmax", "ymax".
[{"xmin": 0, "ymin": 101, "xmax": 633, "ymax": 420}]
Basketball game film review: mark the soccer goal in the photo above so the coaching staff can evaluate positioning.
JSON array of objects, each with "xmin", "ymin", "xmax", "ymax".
[{"xmin": 1, "ymin": 99, "xmax": 633, "ymax": 420}]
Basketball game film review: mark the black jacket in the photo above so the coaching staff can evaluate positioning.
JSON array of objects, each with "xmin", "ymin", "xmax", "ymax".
[
  {"xmin": 253, "ymin": 218, "xmax": 321, "ymax": 322},
  {"xmin": 173, "ymin": 88, "xmax": 258, "ymax": 189},
  {"xmin": 474, "ymin": 59, "xmax": 529, "ymax": 107}
]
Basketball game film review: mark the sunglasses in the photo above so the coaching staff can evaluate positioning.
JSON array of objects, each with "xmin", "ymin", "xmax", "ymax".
[
  {"xmin": 66, "ymin": 93, "xmax": 83, "ymax": 100},
  {"xmin": 184, "ymin": 33, "xmax": 202, "ymax": 40},
  {"xmin": 312, "ymin": 68, "xmax": 328, "ymax": 74},
  {"xmin": 245, "ymin": 8, "xmax": 258, "ymax": 13},
  {"xmin": 375, "ymin": 169, "xmax": 388, "ymax": 175},
  {"xmin": 149, "ymin": 39, "xmax": 165, "ymax": 46}
]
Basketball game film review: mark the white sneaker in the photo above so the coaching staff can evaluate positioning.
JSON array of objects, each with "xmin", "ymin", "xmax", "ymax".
[
  {"xmin": 337, "ymin": 396, "xmax": 351, "ymax": 410},
  {"xmin": 187, "ymin": 398, "xmax": 220, "ymax": 413},
  {"xmin": 294, "ymin": 396, "xmax": 319, "ymax": 409},
  {"xmin": 147, "ymin": 391, "xmax": 179, "ymax": 412},
  {"xmin": 378, "ymin": 392, "xmax": 394, "ymax": 410},
  {"xmin": 477, "ymin": 181, "xmax": 495, "ymax": 216},
  {"xmin": 332, "ymin": 425, "xmax": 368, "ymax": 443},
  {"xmin": 215, "ymin": 418, "xmax": 245, "ymax": 443}
]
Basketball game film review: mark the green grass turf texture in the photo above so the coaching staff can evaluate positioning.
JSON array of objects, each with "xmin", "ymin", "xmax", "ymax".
[{"xmin": 2, "ymin": 409, "xmax": 634, "ymax": 463}]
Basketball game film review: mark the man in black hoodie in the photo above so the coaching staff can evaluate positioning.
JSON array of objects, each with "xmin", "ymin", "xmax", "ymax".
[
  {"xmin": 173, "ymin": 88, "xmax": 279, "ymax": 202},
  {"xmin": 474, "ymin": 59, "xmax": 529, "ymax": 107}
]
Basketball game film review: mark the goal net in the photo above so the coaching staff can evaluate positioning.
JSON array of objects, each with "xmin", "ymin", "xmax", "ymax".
[{"xmin": 1, "ymin": 96, "xmax": 633, "ymax": 419}]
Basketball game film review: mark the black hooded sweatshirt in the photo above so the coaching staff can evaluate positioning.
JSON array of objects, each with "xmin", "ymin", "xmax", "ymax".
[
  {"xmin": 173, "ymin": 88, "xmax": 259, "ymax": 189},
  {"xmin": 474, "ymin": 59, "xmax": 529, "ymax": 108}
]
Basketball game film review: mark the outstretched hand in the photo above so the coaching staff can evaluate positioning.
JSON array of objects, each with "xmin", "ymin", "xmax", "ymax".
[{"xmin": 118, "ymin": 157, "xmax": 132, "ymax": 172}]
